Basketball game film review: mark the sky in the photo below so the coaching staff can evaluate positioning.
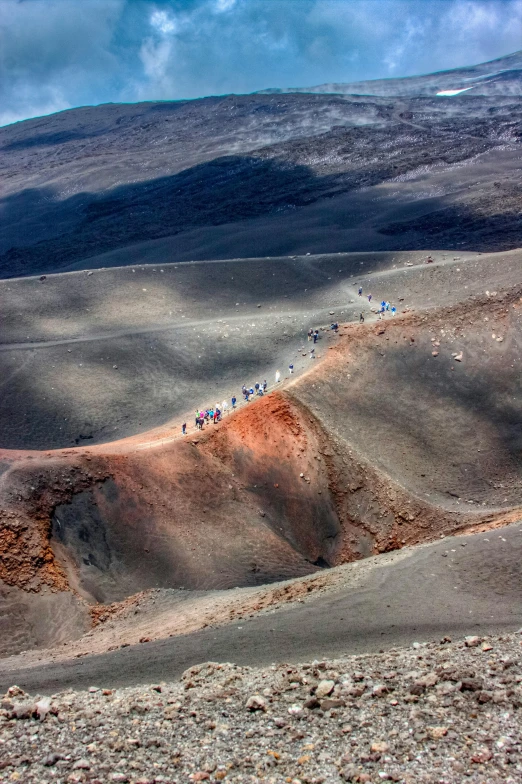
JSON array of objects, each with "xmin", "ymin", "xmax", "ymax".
[{"xmin": 1, "ymin": 0, "xmax": 521, "ymax": 126}]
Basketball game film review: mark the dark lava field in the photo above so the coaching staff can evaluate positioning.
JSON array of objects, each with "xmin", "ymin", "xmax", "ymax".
[{"xmin": 1, "ymin": 51, "xmax": 521, "ymax": 279}]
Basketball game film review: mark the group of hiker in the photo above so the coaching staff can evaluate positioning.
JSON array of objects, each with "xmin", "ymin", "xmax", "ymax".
[
  {"xmin": 358, "ymin": 285, "xmax": 396, "ymax": 320},
  {"xmin": 188, "ymin": 380, "xmax": 269, "ymax": 432},
  {"xmin": 183, "ymin": 287, "xmax": 394, "ymax": 434},
  {"xmin": 191, "ymin": 401, "xmax": 229, "ymax": 432}
]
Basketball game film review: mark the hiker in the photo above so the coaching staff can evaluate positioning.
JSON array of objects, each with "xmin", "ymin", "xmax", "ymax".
[
  {"xmin": 249, "ymin": 387, "xmax": 254, "ymax": 397},
  {"xmin": 214, "ymin": 409, "xmax": 220, "ymax": 423},
  {"xmin": 310, "ymin": 348, "xmax": 315, "ymax": 359},
  {"xmin": 289, "ymin": 363, "xmax": 294, "ymax": 374},
  {"xmin": 255, "ymin": 382, "xmax": 260, "ymax": 394},
  {"xmin": 275, "ymin": 370, "xmax": 281, "ymax": 383},
  {"xmin": 313, "ymin": 331, "xmax": 318, "ymax": 343},
  {"xmin": 358, "ymin": 286, "xmax": 363, "ymax": 296},
  {"xmin": 244, "ymin": 389, "xmax": 250, "ymax": 401},
  {"xmin": 307, "ymin": 328, "xmax": 313, "ymax": 341},
  {"xmin": 222, "ymin": 400, "xmax": 228, "ymax": 414},
  {"xmin": 263, "ymin": 379, "xmax": 267, "ymax": 392},
  {"xmin": 208, "ymin": 407, "xmax": 214, "ymax": 422},
  {"xmin": 381, "ymin": 300, "xmax": 386, "ymax": 310},
  {"xmin": 391, "ymin": 306, "xmax": 396, "ymax": 316},
  {"xmin": 385, "ymin": 301, "xmax": 390, "ymax": 311},
  {"xmin": 231, "ymin": 396, "xmax": 237, "ymax": 408},
  {"xmin": 359, "ymin": 312, "xmax": 364, "ymax": 323},
  {"xmin": 368, "ymin": 293, "xmax": 372, "ymax": 302},
  {"xmin": 182, "ymin": 422, "xmax": 187, "ymax": 435},
  {"xmin": 330, "ymin": 322, "xmax": 338, "ymax": 331}
]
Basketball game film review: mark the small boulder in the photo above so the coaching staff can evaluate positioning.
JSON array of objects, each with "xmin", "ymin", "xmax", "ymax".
[
  {"xmin": 246, "ymin": 695, "xmax": 267, "ymax": 712},
  {"xmin": 315, "ymin": 679, "xmax": 335, "ymax": 699}
]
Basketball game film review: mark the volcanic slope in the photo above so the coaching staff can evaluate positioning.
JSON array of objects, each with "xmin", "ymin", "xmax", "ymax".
[
  {"xmin": 1, "ymin": 51, "xmax": 522, "ymax": 278},
  {"xmin": 0, "ymin": 249, "xmax": 520, "ymax": 659},
  {"xmin": 0, "ymin": 249, "xmax": 520, "ymax": 451},
  {"xmin": 261, "ymin": 48, "xmax": 522, "ymax": 97}
]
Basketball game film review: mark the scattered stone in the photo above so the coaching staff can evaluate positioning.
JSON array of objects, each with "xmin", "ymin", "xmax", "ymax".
[
  {"xmin": 2, "ymin": 633, "xmax": 521, "ymax": 783},
  {"xmin": 43, "ymin": 753, "xmax": 64, "ymax": 767},
  {"xmin": 245, "ymin": 694, "xmax": 267, "ymax": 712},
  {"xmin": 371, "ymin": 741, "xmax": 389, "ymax": 754},
  {"xmin": 427, "ymin": 726, "xmax": 448, "ymax": 739},
  {"xmin": 315, "ymin": 680, "xmax": 335, "ymax": 698},
  {"xmin": 72, "ymin": 759, "xmax": 90, "ymax": 770},
  {"xmin": 465, "ymin": 635, "xmax": 481, "ymax": 647},
  {"xmin": 33, "ymin": 697, "xmax": 51, "ymax": 721}
]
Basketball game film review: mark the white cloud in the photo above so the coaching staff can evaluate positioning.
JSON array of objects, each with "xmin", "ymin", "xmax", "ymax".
[
  {"xmin": 1, "ymin": 0, "xmax": 521, "ymax": 126},
  {"xmin": 150, "ymin": 9, "xmax": 178, "ymax": 34},
  {"xmin": 215, "ymin": 0, "xmax": 237, "ymax": 12}
]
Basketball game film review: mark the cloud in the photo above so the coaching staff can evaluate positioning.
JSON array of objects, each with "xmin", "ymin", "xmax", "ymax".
[{"xmin": 1, "ymin": 0, "xmax": 521, "ymax": 126}]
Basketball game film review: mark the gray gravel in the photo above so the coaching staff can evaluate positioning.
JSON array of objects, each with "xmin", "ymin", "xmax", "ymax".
[{"xmin": 1, "ymin": 632, "xmax": 521, "ymax": 783}]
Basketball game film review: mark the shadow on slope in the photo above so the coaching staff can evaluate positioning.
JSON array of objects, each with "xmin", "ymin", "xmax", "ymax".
[
  {"xmin": 293, "ymin": 290, "xmax": 522, "ymax": 509},
  {"xmin": 0, "ymin": 119, "xmax": 510, "ymax": 277}
]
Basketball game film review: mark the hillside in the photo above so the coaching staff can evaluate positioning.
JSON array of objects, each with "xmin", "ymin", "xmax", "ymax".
[
  {"xmin": 1, "ymin": 51, "xmax": 521, "ymax": 278},
  {"xmin": 0, "ymin": 249, "xmax": 520, "ymax": 660}
]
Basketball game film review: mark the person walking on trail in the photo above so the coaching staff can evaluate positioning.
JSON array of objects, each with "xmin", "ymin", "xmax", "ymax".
[
  {"xmin": 255, "ymin": 382, "xmax": 260, "ymax": 394},
  {"xmin": 182, "ymin": 422, "xmax": 187, "ymax": 435},
  {"xmin": 275, "ymin": 370, "xmax": 281, "ymax": 383},
  {"xmin": 358, "ymin": 286, "xmax": 363, "ymax": 296},
  {"xmin": 213, "ymin": 409, "xmax": 220, "ymax": 424},
  {"xmin": 222, "ymin": 400, "xmax": 228, "ymax": 415},
  {"xmin": 391, "ymin": 305, "xmax": 396, "ymax": 316},
  {"xmin": 359, "ymin": 312, "xmax": 365, "ymax": 323},
  {"xmin": 209, "ymin": 407, "xmax": 214, "ymax": 422},
  {"xmin": 313, "ymin": 331, "xmax": 318, "ymax": 344},
  {"xmin": 232, "ymin": 396, "xmax": 237, "ymax": 409},
  {"xmin": 368, "ymin": 293, "xmax": 372, "ymax": 302},
  {"xmin": 289, "ymin": 363, "xmax": 294, "ymax": 374},
  {"xmin": 307, "ymin": 328, "xmax": 313, "ymax": 341},
  {"xmin": 244, "ymin": 389, "xmax": 250, "ymax": 401},
  {"xmin": 263, "ymin": 379, "xmax": 267, "ymax": 392}
]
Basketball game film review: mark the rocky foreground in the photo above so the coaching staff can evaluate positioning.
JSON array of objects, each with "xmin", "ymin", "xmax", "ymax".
[{"xmin": 1, "ymin": 633, "xmax": 521, "ymax": 784}]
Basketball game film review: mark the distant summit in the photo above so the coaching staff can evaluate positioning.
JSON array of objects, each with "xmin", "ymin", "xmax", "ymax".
[{"xmin": 258, "ymin": 50, "xmax": 522, "ymax": 97}]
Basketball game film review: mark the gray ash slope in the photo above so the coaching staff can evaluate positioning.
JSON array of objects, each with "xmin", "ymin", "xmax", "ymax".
[{"xmin": 1, "ymin": 53, "xmax": 521, "ymax": 279}]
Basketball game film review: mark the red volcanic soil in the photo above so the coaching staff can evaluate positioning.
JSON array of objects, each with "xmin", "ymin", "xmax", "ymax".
[{"xmin": 0, "ymin": 286, "xmax": 520, "ymax": 656}]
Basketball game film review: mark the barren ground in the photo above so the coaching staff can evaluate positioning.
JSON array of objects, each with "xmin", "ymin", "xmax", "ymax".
[{"xmin": 0, "ymin": 249, "xmax": 520, "ymax": 670}]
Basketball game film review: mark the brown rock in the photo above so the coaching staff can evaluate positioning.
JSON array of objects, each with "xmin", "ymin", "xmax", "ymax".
[{"xmin": 245, "ymin": 695, "xmax": 267, "ymax": 712}]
